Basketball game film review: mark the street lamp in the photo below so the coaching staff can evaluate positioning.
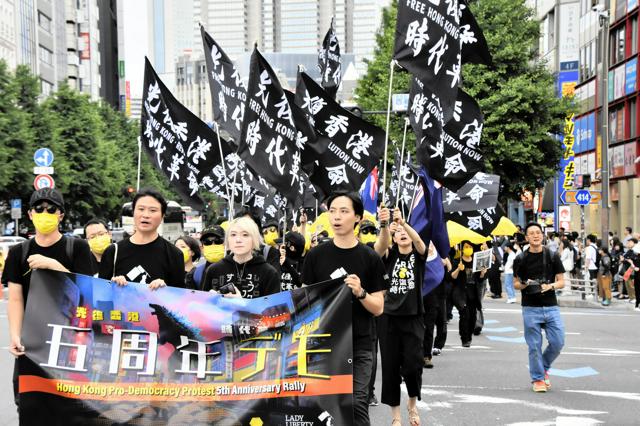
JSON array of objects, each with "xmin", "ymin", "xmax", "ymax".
[{"xmin": 595, "ymin": 4, "xmax": 610, "ymax": 243}]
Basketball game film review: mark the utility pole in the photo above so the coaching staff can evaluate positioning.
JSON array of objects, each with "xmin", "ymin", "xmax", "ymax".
[{"xmin": 596, "ymin": 4, "xmax": 610, "ymax": 243}]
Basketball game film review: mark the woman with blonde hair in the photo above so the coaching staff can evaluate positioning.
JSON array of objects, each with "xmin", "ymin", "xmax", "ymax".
[{"xmin": 201, "ymin": 216, "xmax": 280, "ymax": 298}]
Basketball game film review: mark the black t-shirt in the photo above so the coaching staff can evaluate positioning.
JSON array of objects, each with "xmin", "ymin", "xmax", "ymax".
[
  {"xmin": 98, "ymin": 236, "xmax": 185, "ymax": 287},
  {"xmin": 302, "ymin": 241, "xmax": 389, "ymax": 341},
  {"xmin": 201, "ymin": 254, "xmax": 280, "ymax": 298},
  {"xmin": 513, "ymin": 249, "xmax": 565, "ymax": 307},
  {"xmin": 451, "ymin": 258, "xmax": 480, "ymax": 286},
  {"xmin": 383, "ymin": 246, "xmax": 425, "ymax": 316},
  {"xmin": 1, "ymin": 236, "xmax": 93, "ymax": 305},
  {"xmin": 89, "ymin": 253, "xmax": 101, "ymax": 276},
  {"xmin": 280, "ymin": 257, "xmax": 304, "ymax": 291}
]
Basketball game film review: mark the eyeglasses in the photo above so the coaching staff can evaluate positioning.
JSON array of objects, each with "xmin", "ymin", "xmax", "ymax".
[
  {"xmin": 87, "ymin": 231, "xmax": 109, "ymax": 240},
  {"xmin": 202, "ymin": 236, "xmax": 224, "ymax": 246},
  {"xmin": 360, "ymin": 228, "xmax": 377, "ymax": 235},
  {"xmin": 262, "ymin": 226, "xmax": 277, "ymax": 234},
  {"xmin": 33, "ymin": 205, "xmax": 58, "ymax": 214}
]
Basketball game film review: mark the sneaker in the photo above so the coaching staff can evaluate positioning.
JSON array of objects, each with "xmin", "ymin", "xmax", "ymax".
[
  {"xmin": 368, "ymin": 395, "xmax": 379, "ymax": 406},
  {"xmin": 532, "ymin": 380, "xmax": 547, "ymax": 392},
  {"xmin": 506, "ymin": 298, "xmax": 517, "ymax": 304},
  {"xmin": 601, "ymin": 299, "xmax": 610, "ymax": 306},
  {"xmin": 432, "ymin": 348, "xmax": 442, "ymax": 356},
  {"xmin": 629, "ymin": 299, "xmax": 636, "ymax": 304},
  {"xmin": 634, "ymin": 307, "xmax": 640, "ymax": 311},
  {"xmin": 424, "ymin": 357, "xmax": 434, "ymax": 369},
  {"xmin": 462, "ymin": 341, "xmax": 471, "ymax": 348},
  {"xmin": 544, "ymin": 371, "xmax": 551, "ymax": 389}
]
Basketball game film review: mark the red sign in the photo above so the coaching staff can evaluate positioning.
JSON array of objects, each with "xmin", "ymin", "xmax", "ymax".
[
  {"xmin": 33, "ymin": 174, "xmax": 55, "ymax": 190},
  {"xmin": 80, "ymin": 32, "xmax": 90, "ymax": 60}
]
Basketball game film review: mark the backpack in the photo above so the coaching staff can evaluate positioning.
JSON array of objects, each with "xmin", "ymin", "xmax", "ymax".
[
  {"xmin": 193, "ymin": 263, "xmax": 207, "ymax": 290},
  {"xmin": 593, "ymin": 244, "xmax": 601, "ymax": 268},
  {"xmin": 21, "ymin": 237, "xmax": 74, "ymax": 268}
]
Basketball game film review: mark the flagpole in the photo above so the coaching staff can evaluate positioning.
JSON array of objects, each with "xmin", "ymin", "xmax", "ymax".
[
  {"xmin": 381, "ymin": 60, "xmax": 395, "ymax": 207},
  {"xmin": 395, "ymin": 118, "xmax": 409, "ymax": 210},
  {"xmin": 136, "ymin": 136, "xmax": 142, "ymax": 191},
  {"xmin": 229, "ymin": 150, "xmax": 240, "ymax": 220}
]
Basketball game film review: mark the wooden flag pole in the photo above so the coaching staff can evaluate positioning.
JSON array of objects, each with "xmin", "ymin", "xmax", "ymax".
[
  {"xmin": 395, "ymin": 118, "xmax": 410, "ymax": 210},
  {"xmin": 381, "ymin": 60, "xmax": 396, "ymax": 209}
]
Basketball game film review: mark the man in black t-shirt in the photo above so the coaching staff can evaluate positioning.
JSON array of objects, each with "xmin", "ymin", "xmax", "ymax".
[
  {"xmin": 302, "ymin": 192, "xmax": 387, "ymax": 426},
  {"xmin": 1, "ymin": 188, "xmax": 93, "ymax": 407},
  {"xmin": 513, "ymin": 222, "xmax": 565, "ymax": 393},
  {"xmin": 98, "ymin": 188, "xmax": 184, "ymax": 288}
]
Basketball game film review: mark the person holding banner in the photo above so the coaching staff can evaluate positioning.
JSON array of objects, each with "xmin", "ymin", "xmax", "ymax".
[
  {"xmin": 2, "ymin": 188, "xmax": 93, "ymax": 408},
  {"xmin": 83, "ymin": 218, "xmax": 112, "ymax": 275},
  {"xmin": 375, "ymin": 206, "xmax": 426, "ymax": 426},
  {"xmin": 302, "ymin": 191, "xmax": 387, "ymax": 426},
  {"xmin": 202, "ymin": 216, "xmax": 280, "ymax": 298},
  {"xmin": 450, "ymin": 241, "xmax": 487, "ymax": 347},
  {"xmin": 98, "ymin": 188, "xmax": 185, "ymax": 289},
  {"xmin": 174, "ymin": 235, "xmax": 201, "ymax": 276}
]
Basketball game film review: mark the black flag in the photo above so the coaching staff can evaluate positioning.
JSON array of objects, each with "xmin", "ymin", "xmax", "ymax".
[
  {"xmin": 389, "ymin": 149, "xmax": 419, "ymax": 211},
  {"xmin": 442, "ymin": 172, "xmax": 500, "ymax": 212},
  {"xmin": 238, "ymin": 48, "xmax": 302, "ymax": 204},
  {"xmin": 201, "ymin": 25, "xmax": 247, "ymax": 143},
  {"xmin": 409, "ymin": 76, "xmax": 445, "ymax": 159},
  {"xmin": 295, "ymin": 71, "xmax": 385, "ymax": 195},
  {"xmin": 318, "ymin": 20, "xmax": 342, "ymax": 99},
  {"xmin": 419, "ymin": 89, "xmax": 484, "ymax": 192},
  {"xmin": 446, "ymin": 203, "xmax": 505, "ymax": 237},
  {"xmin": 460, "ymin": 1, "xmax": 492, "ymax": 66},
  {"xmin": 394, "ymin": 0, "xmax": 462, "ymax": 122},
  {"xmin": 140, "ymin": 57, "xmax": 231, "ymax": 210}
]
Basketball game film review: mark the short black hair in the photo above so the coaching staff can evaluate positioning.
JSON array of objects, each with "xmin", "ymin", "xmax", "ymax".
[
  {"xmin": 630, "ymin": 237, "xmax": 639, "ymax": 245},
  {"xmin": 524, "ymin": 222, "xmax": 543, "ymax": 234},
  {"xmin": 132, "ymin": 188, "xmax": 168, "ymax": 216},
  {"xmin": 326, "ymin": 191, "xmax": 364, "ymax": 220},
  {"xmin": 83, "ymin": 218, "xmax": 109, "ymax": 238},
  {"xmin": 626, "ymin": 226, "xmax": 633, "ymax": 233},
  {"xmin": 176, "ymin": 235, "xmax": 201, "ymax": 262},
  {"xmin": 586, "ymin": 234, "xmax": 597, "ymax": 244}
]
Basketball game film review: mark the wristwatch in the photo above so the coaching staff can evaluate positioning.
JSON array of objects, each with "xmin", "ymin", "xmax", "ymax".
[{"xmin": 357, "ymin": 288, "xmax": 367, "ymax": 300}]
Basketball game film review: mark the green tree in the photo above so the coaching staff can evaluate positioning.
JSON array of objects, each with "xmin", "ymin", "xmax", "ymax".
[{"xmin": 354, "ymin": 0, "xmax": 569, "ymax": 199}]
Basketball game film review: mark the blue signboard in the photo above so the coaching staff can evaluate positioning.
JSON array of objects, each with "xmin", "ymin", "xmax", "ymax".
[
  {"xmin": 575, "ymin": 190, "xmax": 592, "ymax": 205},
  {"xmin": 33, "ymin": 148, "xmax": 54, "ymax": 167},
  {"xmin": 11, "ymin": 199, "xmax": 21, "ymax": 209},
  {"xmin": 626, "ymin": 58, "xmax": 637, "ymax": 95},
  {"xmin": 574, "ymin": 117, "xmax": 582, "ymax": 154},
  {"xmin": 557, "ymin": 70, "xmax": 579, "ymax": 97}
]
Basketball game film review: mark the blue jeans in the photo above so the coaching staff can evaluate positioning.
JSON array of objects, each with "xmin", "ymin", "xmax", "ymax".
[
  {"xmin": 522, "ymin": 306, "xmax": 565, "ymax": 382},
  {"xmin": 504, "ymin": 273, "xmax": 515, "ymax": 299}
]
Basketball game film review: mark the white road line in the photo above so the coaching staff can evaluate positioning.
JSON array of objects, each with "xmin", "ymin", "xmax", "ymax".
[
  {"xmin": 564, "ymin": 390, "xmax": 640, "ymax": 401},
  {"xmin": 555, "ymin": 417, "xmax": 603, "ymax": 426},
  {"xmin": 568, "ymin": 347, "xmax": 640, "ymax": 354},
  {"xmin": 484, "ymin": 308, "xmax": 636, "ymax": 317},
  {"xmin": 561, "ymin": 352, "xmax": 634, "ymax": 357}
]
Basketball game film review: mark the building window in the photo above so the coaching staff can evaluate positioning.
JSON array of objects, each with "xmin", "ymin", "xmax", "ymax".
[
  {"xmin": 41, "ymin": 79, "xmax": 53, "ymax": 96},
  {"xmin": 38, "ymin": 11, "xmax": 51, "ymax": 33},
  {"xmin": 632, "ymin": 18, "xmax": 638, "ymax": 55},
  {"xmin": 39, "ymin": 45, "xmax": 52, "ymax": 65},
  {"xmin": 630, "ymin": 99, "xmax": 637, "ymax": 139},
  {"xmin": 611, "ymin": 25, "xmax": 626, "ymax": 64}
]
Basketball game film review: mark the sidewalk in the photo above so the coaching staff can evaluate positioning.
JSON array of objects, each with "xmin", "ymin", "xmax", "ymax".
[{"xmin": 556, "ymin": 291, "xmax": 637, "ymax": 310}]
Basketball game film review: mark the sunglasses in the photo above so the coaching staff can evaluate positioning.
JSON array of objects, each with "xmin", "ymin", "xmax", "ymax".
[
  {"xmin": 360, "ymin": 228, "xmax": 377, "ymax": 235},
  {"xmin": 202, "ymin": 236, "xmax": 224, "ymax": 246},
  {"xmin": 33, "ymin": 205, "xmax": 58, "ymax": 214}
]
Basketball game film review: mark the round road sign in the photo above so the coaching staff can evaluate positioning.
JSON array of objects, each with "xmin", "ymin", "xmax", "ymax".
[{"xmin": 34, "ymin": 174, "xmax": 55, "ymax": 190}]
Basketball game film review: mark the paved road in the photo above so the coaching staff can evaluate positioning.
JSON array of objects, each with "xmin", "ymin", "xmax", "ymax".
[
  {"xmin": 371, "ymin": 299, "xmax": 639, "ymax": 426},
  {"xmin": 1, "ymin": 294, "xmax": 637, "ymax": 425}
]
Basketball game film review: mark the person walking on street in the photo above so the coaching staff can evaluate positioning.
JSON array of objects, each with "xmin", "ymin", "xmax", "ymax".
[{"xmin": 514, "ymin": 222, "xmax": 565, "ymax": 393}]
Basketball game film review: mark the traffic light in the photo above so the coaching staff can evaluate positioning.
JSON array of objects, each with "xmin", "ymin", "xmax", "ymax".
[{"xmin": 122, "ymin": 185, "xmax": 136, "ymax": 198}]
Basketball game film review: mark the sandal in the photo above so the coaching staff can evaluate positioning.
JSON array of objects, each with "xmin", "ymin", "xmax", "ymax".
[{"xmin": 408, "ymin": 405, "xmax": 421, "ymax": 426}]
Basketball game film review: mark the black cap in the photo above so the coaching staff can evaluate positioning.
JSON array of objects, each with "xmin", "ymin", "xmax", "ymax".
[
  {"xmin": 201, "ymin": 225, "xmax": 224, "ymax": 240},
  {"xmin": 359, "ymin": 220, "xmax": 376, "ymax": 231},
  {"xmin": 29, "ymin": 188, "xmax": 65, "ymax": 212}
]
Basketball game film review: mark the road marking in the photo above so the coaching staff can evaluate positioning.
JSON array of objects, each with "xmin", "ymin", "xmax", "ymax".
[
  {"xmin": 564, "ymin": 390, "xmax": 640, "ymax": 401},
  {"xmin": 485, "ymin": 335, "xmax": 526, "ymax": 343},
  {"xmin": 445, "ymin": 345, "xmax": 493, "ymax": 349},
  {"xmin": 569, "ymin": 347, "xmax": 640, "ymax": 354},
  {"xmin": 548, "ymin": 367, "xmax": 598, "ymax": 378},
  {"xmin": 561, "ymin": 352, "xmax": 635, "ymax": 357},
  {"xmin": 565, "ymin": 332, "xmax": 581, "ymax": 335},
  {"xmin": 555, "ymin": 417, "xmax": 603, "ymax": 425},
  {"xmin": 484, "ymin": 308, "xmax": 636, "ymax": 317},
  {"xmin": 484, "ymin": 319, "xmax": 500, "ymax": 324},
  {"xmin": 482, "ymin": 326, "xmax": 518, "ymax": 333},
  {"xmin": 418, "ymin": 387, "xmax": 607, "ymax": 416}
]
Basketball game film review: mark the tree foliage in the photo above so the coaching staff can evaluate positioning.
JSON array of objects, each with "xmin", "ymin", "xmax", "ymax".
[
  {"xmin": 0, "ymin": 60, "xmax": 177, "ymax": 230},
  {"xmin": 354, "ymin": 0, "xmax": 571, "ymax": 199}
]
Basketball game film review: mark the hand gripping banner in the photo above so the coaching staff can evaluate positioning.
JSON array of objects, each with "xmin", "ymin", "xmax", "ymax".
[{"xmin": 18, "ymin": 271, "xmax": 353, "ymax": 425}]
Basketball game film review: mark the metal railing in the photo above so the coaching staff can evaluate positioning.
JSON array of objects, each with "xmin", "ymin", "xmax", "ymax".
[{"xmin": 562, "ymin": 276, "xmax": 599, "ymax": 302}]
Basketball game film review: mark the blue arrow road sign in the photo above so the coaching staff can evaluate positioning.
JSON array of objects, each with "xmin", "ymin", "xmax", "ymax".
[
  {"xmin": 575, "ymin": 189, "xmax": 592, "ymax": 206},
  {"xmin": 34, "ymin": 148, "xmax": 54, "ymax": 167},
  {"xmin": 11, "ymin": 199, "xmax": 21, "ymax": 209}
]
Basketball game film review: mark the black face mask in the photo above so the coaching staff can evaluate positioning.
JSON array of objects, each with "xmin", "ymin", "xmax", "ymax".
[{"xmin": 286, "ymin": 247, "xmax": 302, "ymax": 260}]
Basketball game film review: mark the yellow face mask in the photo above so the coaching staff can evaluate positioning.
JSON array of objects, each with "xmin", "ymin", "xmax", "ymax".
[
  {"xmin": 181, "ymin": 247, "xmax": 191, "ymax": 264},
  {"xmin": 203, "ymin": 244, "xmax": 225, "ymax": 263},
  {"xmin": 359, "ymin": 234, "xmax": 377, "ymax": 245},
  {"xmin": 264, "ymin": 231, "xmax": 279, "ymax": 247},
  {"xmin": 462, "ymin": 247, "xmax": 474, "ymax": 258},
  {"xmin": 88, "ymin": 234, "xmax": 111, "ymax": 255},
  {"xmin": 32, "ymin": 212, "xmax": 59, "ymax": 235}
]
